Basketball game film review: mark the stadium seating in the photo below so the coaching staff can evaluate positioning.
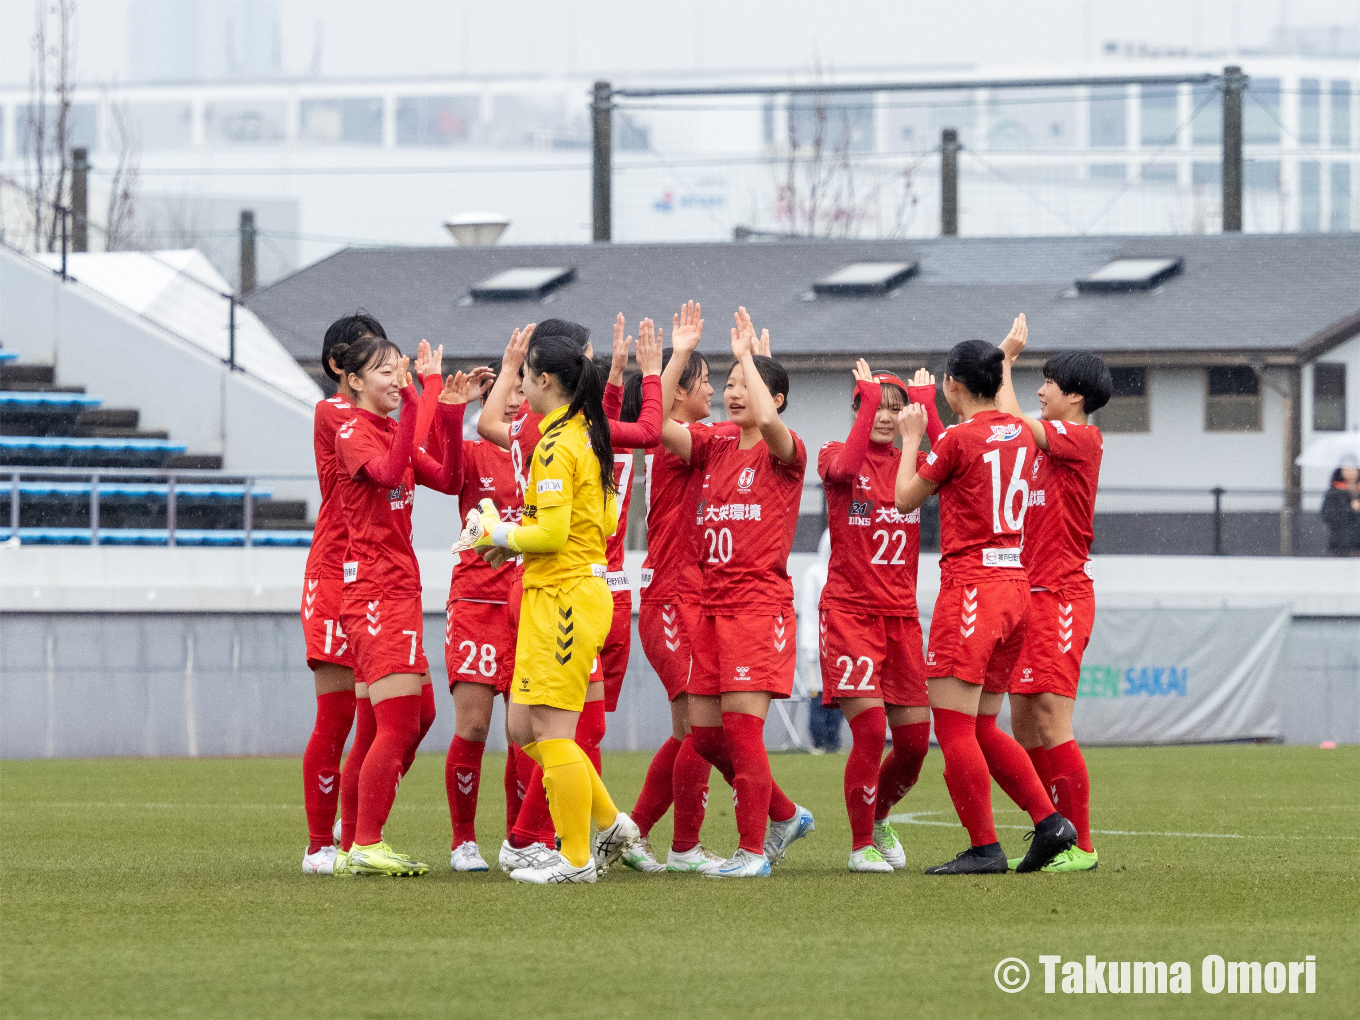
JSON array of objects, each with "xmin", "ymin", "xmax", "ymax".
[{"xmin": 0, "ymin": 352, "xmax": 312, "ymax": 546}]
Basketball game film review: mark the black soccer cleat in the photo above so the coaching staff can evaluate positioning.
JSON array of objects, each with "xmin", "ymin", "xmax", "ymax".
[
  {"xmin": 924, "ymin": 842, "xmax": 1009, "ymax": 875},
  {"xmin": 1014, "ymin": 812, "xmax": 1078, "ymax": 873}
]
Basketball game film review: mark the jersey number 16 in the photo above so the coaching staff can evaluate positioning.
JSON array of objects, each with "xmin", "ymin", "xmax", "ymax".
[{"xmin": 982, "ymin": 447, "xmax": 1029, "ymax": 534}]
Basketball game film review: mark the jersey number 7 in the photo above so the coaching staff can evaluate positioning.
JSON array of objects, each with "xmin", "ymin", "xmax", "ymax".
[{"xmin": 982, "ymin": 447, "xmax": 1029, "ymax": 534}]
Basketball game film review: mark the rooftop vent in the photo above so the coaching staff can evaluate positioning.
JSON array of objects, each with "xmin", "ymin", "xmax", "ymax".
[
  {"xmin": 470, "ymin": 266, "xmax": 576, "ymax": 302},
  {"xmin": 812, "ymin": 261, "xmax": 919, "ymax": 297},
  {"xmin": 1076, "ymin": 257, "xmax": 1183, "ymax": 293},
  {"xmin": 443, "ymin": 212, "xmax": 510, "ymax": 246}
]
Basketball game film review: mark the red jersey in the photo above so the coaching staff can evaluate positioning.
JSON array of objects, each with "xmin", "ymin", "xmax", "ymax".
[
  {"xmin": 334, "ymin": 400, "xmax": 463, "ymax": 599},
  {"xmin": 689, "ymin": 428, "xmax": 807, "ymax": 614},
  {"xmin": 640, "ymin": 421, "xmax": 740, "ymax": 604},
  {"xmin": 917, "ymin": 409, "xmax": 1037, "ymax": 589},
  {"xmin": 600, "ymin": 380, "xmax": 638, "ymax": 580},
  {"xmin": 818, "ymin": 440, "xmax": 924, "ymax": 616},
  {"xmin": 305, "ymin": 393, "xmax": 355, "ymax": 581},
  {"xmin": 447, "ymin": 438, "xmax": 521, "ymax": 604},
  {"xmin": 1021, "ymin": 418, "xmax": 1103, "ymax": 599}
]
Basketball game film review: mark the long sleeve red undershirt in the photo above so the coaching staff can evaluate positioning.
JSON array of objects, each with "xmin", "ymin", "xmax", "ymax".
[
  {"xmin": 360, "ymin": 385, "xmax": 465, "ymax": 495},
  {"xmin": 824, "ymin": 381, "xmax": 945, "ymax": 483}
]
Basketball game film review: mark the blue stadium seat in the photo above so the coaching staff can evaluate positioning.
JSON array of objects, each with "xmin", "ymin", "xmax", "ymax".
[
  {"xmin": 0, "ymin": 391, "xmax": 102, "ymax": 409},
  {"xmin": 0, "ymin": 351, "xmax": 18, "ymax": 363},
  {"xmin": 0, "ymin": 435, "xmax": 187, "ymax": 467},
  {"xmin": 12, "ymin": 482, "xmax": 273, "ymax": 500},
  {"xmin": 0, "ymin": 526, "xmax": 311, "ymax": 547}
]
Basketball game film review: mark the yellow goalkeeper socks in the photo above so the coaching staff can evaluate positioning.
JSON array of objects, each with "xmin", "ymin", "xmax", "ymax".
[
  {"xmin": 537, "ymin": 738, "xmax": 592, "ymax": 867},
  {"xmin": 520, "ymin": 741, "xmax": 542, "ymax": 766},
  {"xmin": 581, "ymin": 754, "xmax": 620, "ymax": 829}
]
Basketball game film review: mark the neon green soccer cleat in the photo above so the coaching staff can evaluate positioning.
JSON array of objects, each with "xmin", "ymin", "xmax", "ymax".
[
  {"xmin": 345, "ymin": 841, "xmax": 429, "ymax": 877},
  {"xmin": 1041, "ymin": 846, "xmax": 1099, "ymax": 872},
  {"xmin": 332, "ymin": 848, "xmax": 354, "ymax": 877},
  {"xmin": 1006, "ymin": 855, "xmax": 1023, "ymax": 871}
]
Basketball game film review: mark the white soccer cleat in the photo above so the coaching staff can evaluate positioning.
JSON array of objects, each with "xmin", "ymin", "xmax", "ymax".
[
  {"xmin": 873, "ymin": 819, "xmax": 907, "ymax": 870},
  {"xmin": 703, "ymin": 848, "xmax": 771, "ymax": 879},
  {"xmin": 302, "ymin": 845, "xmax": 338, "ymax": 875},
  {"xmin": 666, "ymin": 844, "xmax": 724, "ymax": 875},
  {"xmin": 764, "ymin": 805, "xmax": 816, "ymax": 866},
  {"xmin": 592, "ymin": 812, "xmax": 641, "ymax": 871},
  {"xmin": 498, "ymin": 839, "xmax": 556, "ymax": 873},
  {"xmin": 450, "ymin": 841, "xmax": 490, "ymax": 872},
  {"xmin": 621, "ymin": 835, "xmax": 666, "ymax": 873},
  {"xmin": 510, "ymin": 851, "xmax": 598, "ymax": 885},
  {"xmin": 848, "ymin": 846, "xmax": 895, "ymax": 873}
]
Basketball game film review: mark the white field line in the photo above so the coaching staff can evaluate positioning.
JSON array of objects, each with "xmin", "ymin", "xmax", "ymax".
[{"xmin": 886, "ymin": 810, "xmax": 1360, "ymax": 841}]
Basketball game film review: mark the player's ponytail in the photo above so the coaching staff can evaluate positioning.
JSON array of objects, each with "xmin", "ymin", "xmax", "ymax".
[
  {"xmin": 526, "ymin": 333, "xmax": 617, "ymax": 498},
  {"xmin": 945, "ymin": 339, "xmax": 1005, "ymax": 399}
]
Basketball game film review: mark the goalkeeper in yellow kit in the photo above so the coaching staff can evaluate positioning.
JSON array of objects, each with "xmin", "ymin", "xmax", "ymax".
[{"xmin": 461, "ymin": 329, "xmax": 641, "ymax": 884}]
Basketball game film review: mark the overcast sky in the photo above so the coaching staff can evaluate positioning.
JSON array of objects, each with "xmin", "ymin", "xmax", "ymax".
[{"xmin": 0, "ymin": 0, "xmax": 1358, "ymax": 87}]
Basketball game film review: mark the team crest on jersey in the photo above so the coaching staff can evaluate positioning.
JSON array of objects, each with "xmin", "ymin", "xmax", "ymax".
[
  {"xmin": 986, "ymin": 424, "xmax": 1023, "ymax": 443},
  {"xmin": 1032, "ymin": 455, "xmax": 1043, "ymax": 478},
  {"xmin": 510, "ymin": 419, "xmax": 522, "ymax": 436},
  {"xmin": 848, "ymin": 499, "xmax": 872, "ymax": 526},
  {"xmin": 737, "ymin": 467, "xmax": 756, "ymax": 491}
]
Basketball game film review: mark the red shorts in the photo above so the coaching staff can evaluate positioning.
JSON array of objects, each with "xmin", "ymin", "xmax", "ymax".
[
  {"xmin": 638, "ymin": 600, "xmax": 701, "ymax": 701},
  {"xmin": 819, "ymin": 608, "xmax": 927, "ymax": 708},
  {"xmin": 592, "ymin": 592, "xmax": 632, "ymax": 712},
  {"xmin": 445, "ymin": 600, "xmax": 515, "ymax": 694},
  {"xmin": 689, "ymin": 611, "xmax": 796, "ymax": 699},
  {"xmin": 1009, "ymin": 590, "xmax": 1095, "ymax": 698},
  {"xmin": 302, "ymin": 576, "xmax": 355, "ymax": 670},
  {"xmin": 340, "ymin": 594, "xmax": 429, "ymax": 685},
  {"xmin": 926, "ymin": 578, "xmax": 1030, "ymax": 691}
]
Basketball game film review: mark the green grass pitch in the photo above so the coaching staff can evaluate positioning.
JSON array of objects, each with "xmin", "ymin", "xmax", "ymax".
[{"xmin": 1, "ymin": 746, "xmax": 1356, "ymax": 1019}]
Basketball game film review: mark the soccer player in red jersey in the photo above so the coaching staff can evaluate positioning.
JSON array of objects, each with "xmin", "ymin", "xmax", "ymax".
[
  {"xmin": 895, "ymin": 337, "xmax": 1075, "ymax": 875},
  {"xmin": 660, "ymin": 307, "xmax": 815, "ymax": 879},
  {"xmin": 995, "ymin": 314, "xmax": 1111, "ymax": 873},
  {"xmin": 817, "ymin": 359, "xmax": 944, "ymax": 873},
  {"xmin": 629, "ymin": 302, "xmax": 734, "ymax": 874},
  {"xmin": 476, "ymin": 319, "xmax": 664, "ymax": 871},
  {"xmin": 331, "ymin": 337, "xmax": 476, "ymax": 877},
  {"xmin": 300, "ymin": 317, "xmax": 444, "ymax": 875},
  {"xmin": 441, "ymin": 361, "xmax": 520, "ymax": 874}
]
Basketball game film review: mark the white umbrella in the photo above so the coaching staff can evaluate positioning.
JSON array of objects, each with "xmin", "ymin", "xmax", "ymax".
[{"xmin": 1297, "ymin": 430, "xmax": 1360, "ymax": 469}]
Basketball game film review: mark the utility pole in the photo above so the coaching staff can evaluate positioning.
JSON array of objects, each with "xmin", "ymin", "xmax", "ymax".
[
  {"xmin": 592, "ymin": 80, "xmax": 612, "ymax": 242},
  {"xmin": 238, "ymin": 209, "xmax": 256, "ymax": 296},
  {"xmin": 1221, "ymin": 65, "xmax": 1245, "ymax": 232},
  {"xmin": 71, "ymin": 147, "xmax": 88, "ymax": 252},
  {"xmin": 941, "ymin": 128, "xmax": 959, "ymax": 236}
]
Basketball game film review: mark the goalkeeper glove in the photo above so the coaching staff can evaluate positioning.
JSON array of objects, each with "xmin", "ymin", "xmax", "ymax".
[{"xmin": 451, "ymin": 498, "xmax": 520, "ymax": 554}]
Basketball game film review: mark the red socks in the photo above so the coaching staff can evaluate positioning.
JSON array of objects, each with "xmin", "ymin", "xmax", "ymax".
[
  {"xmin": 671, "ymin": 734, "xmax": 711, "ymax": 853},
  {"xmin": 1047, "ymin": 739, "xmax": 1093, "ymax": 853},
  {"xmin": 511, "ymin": 762, "xmax": 558, "ymax": 848},
  {"xmin": 845, "ymin": 707, "xmax": 886, "ymax": 850},
  {"xmin": 1026, "ymin": 743, "xmax": 1055, "ymax": 796},
  {"xmin": 875, "ymin": 721, "xmax": 930, "ymax": 822},
  {"xmin": 723, "ymin": 712, "xmax": 775, "ymax": 854},
  {"xmin": 577, "ymin": 699, "xmax": 606, "ymax": 775},
  {"xmin": 693, "ymin": 722, "xmax": 795, "ymax": 827},
  {"xmin": 632, "ymin": 736, "xmax": 682, "ymax": 836},
  {"xmin": 504, "ymin": 744, "xmax": 527, "ymax": 838},
  {"xmin": 975, "ymin": 714, "xmax": 1055, "ymax": 825},
  {"xmin": 400, "ymin": 683, "xmax": 437, "ymax": 776},
  {"xmin": 445, "ymin": 735, "xmax": 485, "ymax": 847},
  {"xmin": 339, "ymin": 696, "xmax": 375, "ymax": 851},
  {"xmin": 303, "ymin": 690, "xmax": 355, "ymax": 853},
  {"xmin": 931, "ymin": 707, "xmax": 998, "ymax": 847},
  {"xmin": 354, "ymin": 694, "xmax": 421, "ymax": 847}
]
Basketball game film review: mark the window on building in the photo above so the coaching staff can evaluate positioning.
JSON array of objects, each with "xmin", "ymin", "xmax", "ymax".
[
  {"xmin": 1096, "ymin": 367, "xmax": 1150, "ymax": 432},
  {"xmin": 1089, "ymin": 163, "xmax": 1125, "ymax": 181},
  {"xmin": 1205, "ymin": 366, "xmax": 1261, "ymax": 432},
  {"xmin": 1313, "ymin": 363, "xmax": 1347, "ymax": 432},
  {"xmin": 787, "ymin": 98, "xmax": 875, "ymax": 153},
  {"xmin": 1243, "ymin": 78, "xmax": 1281, "ymax": 145},
  {"xmin": 1191, "ymin": 83, "xmax": 1221, "ymax": 145},
  {"xmin": 1331, "ymin": 164, "xmax": 1352, "ymax": 232},
  {"xmin": 204, "ymin": 101, "xmax": 287, "ymax": 144},
  {"xmin": 1300, "ymin": 161, "xmax": 1322, "ymax": 231},
  {"xmin": 1141, "ymin": 162, "xmax": 1178, "ymax": 184},
  {"xmin": 17, "ymin": 102, "xmax": 97, "ymax": 154},
  {"xmin": 299, "ymin": 98, "xmax": 383, "ymax": 145},
  {"xmin": 1193, "ymin": 161, "xmax": 1221, "ymax": 188},
  {"xmin": 1299, "ymin": 79, "xmax": 1322, "ymax": 145},
  {"xmin": 1330, "ymin": 81, "xmax": 1351, "ymax": 147},
  {"xmin": 1244, "ymin": 159, "xmax": 1280, "ymax": 191},
  {"xmin": 1140, "ymin": 85, "xmax": 1179, "ymax": 145},
  {"xmin": 1088, "ymin": 85, "xmax": 1126, "ymax": 147},
  {"xmin": 129, "ymin": 102, "xmax": 192, "ymax": 150},
  {"xmin": 396, "ymin": 96, "xmax": 479, "ymax": 146}
]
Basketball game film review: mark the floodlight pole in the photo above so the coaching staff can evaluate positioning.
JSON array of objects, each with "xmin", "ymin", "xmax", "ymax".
[
  {"xmin": 1221, "ymin": 65, "xmax": 1245, "ymax": 233},
  {"xmin": 239, "ymin": 210, "xmax": 257, "ymax": 296},
  {"xmin": 941, "ymin": 128, "xmax": 960, "ymax": 236},
  {"xmin": 592, "ymin": 80, "xmax": 612, "ymax": 242},
  {"xmin": 71, "ymin": 148, "xmax": 88, "ymax": 253}
]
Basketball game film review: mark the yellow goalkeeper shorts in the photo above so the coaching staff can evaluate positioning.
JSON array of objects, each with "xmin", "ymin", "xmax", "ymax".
[{"xmin": 512, "ymin": 575, "xmax": 613, "ymax": 712}]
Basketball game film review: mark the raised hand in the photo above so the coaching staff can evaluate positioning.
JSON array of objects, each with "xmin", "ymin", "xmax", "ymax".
[
  {"xmin": 852, "ymin": 358, "xmax": 874, "ymax": 386},
  {"xmin": 671, "ymin": 300, "xmax": 703, "ymax": 353},
  {"xmin": 396, "ymin": 355, "xmax": 412, "ymax": 389},
  {"xmin": 415, "ymin": 339, "xmax": 444, "ymax": 379},
  {"xmin": 503, "ymin": 323, "xmax": 535, "ymax": 373},
  {"xmin": 636, "ymin": 317, "xmax": 663, "ymax": 376},
  {"xmin": 733, "ymin": 307, "xmax": 757, "ymax": 351},
  {"xmin": 897, "ymin": 403, "xmax": 928, "ymax": 441},
  {"xmin": 755, "ymin": 328, "xmax": 771, "ymax": 357},
  {"xmin": 999, "ymin": 313, "xmax": 1027, "ymax": 364},
  {"xmin": 910, "ymin": 367, "xmax": 936, "ymax": 389},
  {"xmin": 731, "ymin": 320, "xmax": 752, "ymax": 361},
  {"xmin": 610, "ymin": 313, "xmax": 632, "ymax": 378}
]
